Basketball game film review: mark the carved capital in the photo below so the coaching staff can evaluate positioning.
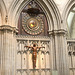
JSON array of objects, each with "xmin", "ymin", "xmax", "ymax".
[
  {"xmin": 0, "ymin": 25, "xmax": 18, "ymax": 33},
  {"xmin": 48, "ymin": 29, "xmax": 67, "ymax": 36}
]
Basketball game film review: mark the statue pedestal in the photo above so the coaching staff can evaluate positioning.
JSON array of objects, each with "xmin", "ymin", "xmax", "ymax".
[{"xmin": 52, "ymin": 70, "xmax": 58, "ymax": 75}]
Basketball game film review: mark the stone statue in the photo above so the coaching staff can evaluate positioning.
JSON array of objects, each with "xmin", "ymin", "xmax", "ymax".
[{"xmin": 25, "ymin": 43, "xmax": 45, "ymax": 68}]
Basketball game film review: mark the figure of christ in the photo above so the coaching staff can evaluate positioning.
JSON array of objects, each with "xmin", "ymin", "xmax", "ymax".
[{"xmin": 25, "ymin": 43, "xmax": 45, "ymax": 68}]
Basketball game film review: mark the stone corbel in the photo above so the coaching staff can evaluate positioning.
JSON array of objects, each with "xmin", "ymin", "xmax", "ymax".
[{"xmin": 0, "ymin": 25, "xmax": 18, "ymax": 33}]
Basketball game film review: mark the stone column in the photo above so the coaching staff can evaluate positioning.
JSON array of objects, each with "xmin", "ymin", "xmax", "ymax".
[
  {"xmin": 49, "ymin": 29, "xmax": 69, "ymax": 75},
  {"xmin": 0, "ymin": 25, "xmax": 17, "ymax": 75}
]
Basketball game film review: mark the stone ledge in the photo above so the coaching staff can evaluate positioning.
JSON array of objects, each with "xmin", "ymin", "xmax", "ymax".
[
  {"xmin": 16, "ymin": 35, "xmax": 50, "ymax": 41},
  {"xmin": 67, "ymin": 38, "xmax": 75, "ymax": 41}
]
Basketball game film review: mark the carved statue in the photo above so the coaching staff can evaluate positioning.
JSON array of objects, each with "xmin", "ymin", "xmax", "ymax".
[{"xmin": 25, "ymin": 43, "xmax": 45, "ymax": 68}]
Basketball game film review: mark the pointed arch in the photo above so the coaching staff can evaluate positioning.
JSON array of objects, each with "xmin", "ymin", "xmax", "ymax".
[
  {"xmin": 70, "ymin": 15, "xmax": 75, "ymax": 38},
  {"xmin": 0, "ymin": 0, "xmax": 7, "ymax": 25},
  {"xmin": 8, "ymin": 0, "xmax": 61, "ymax": 31},
  {"xmin": 62, "ymin": 0, "xmax": 75, "ymax": 30}
]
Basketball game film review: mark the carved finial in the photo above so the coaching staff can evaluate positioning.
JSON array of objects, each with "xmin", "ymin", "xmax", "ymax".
[
  {"xmin": 32, "ymin": 0, "xmax": 36, "ymax": 8},
  {"xmin": 28, "ymin": 0, "xmax": 36, "ymax": 8}
]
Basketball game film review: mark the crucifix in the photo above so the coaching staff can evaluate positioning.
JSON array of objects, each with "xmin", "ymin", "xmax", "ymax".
[{"xmin": 24, "ymin": 43, "xmax": 45, "ymax": 68}]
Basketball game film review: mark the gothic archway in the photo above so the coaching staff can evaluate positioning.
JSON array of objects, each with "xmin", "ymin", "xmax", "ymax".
[
  {"xmin": 62, "ymin": 0, "xmax": 75, "ymax": 31},
  {"xmin": 8, "ymin": 0, "xmax": 61, "ymax": 31},
  {"xmin": 7, "ymin": 0, "xmax": 69, "ymax": 75},
  {"xmin": 62, "ymin": 1, "xmax": 75, "ymax": 75}
]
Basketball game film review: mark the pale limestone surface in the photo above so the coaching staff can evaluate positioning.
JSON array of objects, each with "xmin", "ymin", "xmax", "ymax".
[
  {"xmin": 3, "ymin": 0, "xmax": 13, "ymax": 10},
  {"xmin": 54, "ymin": 0, "xmax": 69, "ymax": 14},
  {"xmin": 0, "ymin": 13, "xmax": 2, "ymax": 25},
  {"xmin": 0, "ymin": 0, "xmax": 75, "ymax": 75}
]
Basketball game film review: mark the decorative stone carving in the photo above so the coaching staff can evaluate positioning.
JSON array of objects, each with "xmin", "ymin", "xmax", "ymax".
[
  {"xmin": 16, "ymin": 39, "xmax": 51, "ymax": 75},
  {"xmin": 0, "ymin": 25, "xmax": 18, "ymax": 33},
  {"xmin": 48, "ymin": 29, "xmax": 67, "ymax": 35}
]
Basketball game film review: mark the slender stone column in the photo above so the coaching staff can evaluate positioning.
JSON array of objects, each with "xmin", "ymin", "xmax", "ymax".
[
  {"xmin": 49, "ymin": 29, "xmax": 69, "ymax": 75},
  {"xmin": 0, "ymin": 30, "xmax": 2, "ymax": 75},
  {"xmin": 0, "ymin": 25, "xmax": 17, "ymax": 75}
]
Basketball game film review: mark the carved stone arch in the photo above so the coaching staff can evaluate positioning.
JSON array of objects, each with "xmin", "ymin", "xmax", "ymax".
[
  {"xmin": 0, "ymin": 0, "xmax": 7, "ymax": 25},
  {"xmin": 9, "ymin": 0, "xmax": 61, "ymax": 31},
  {"xmin": 62, "ymin": 0, "xmax": 75, "ymax": 30}
]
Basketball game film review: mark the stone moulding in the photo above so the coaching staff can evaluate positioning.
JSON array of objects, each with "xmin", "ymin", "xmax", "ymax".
[
  {"xmin": 48, "ymin": 29, "xmax": 67, "ymax": 35},
  {"xmin": 67, "ymin": 38, "xmax": 75, "ymax": 42},
  {"xmin": 0, "ymin": 25, "xmax": 18, "ymax": 33},
  {"xmin": 16, "ymin": 35, "xmax": 50, "ymax": 41}
]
